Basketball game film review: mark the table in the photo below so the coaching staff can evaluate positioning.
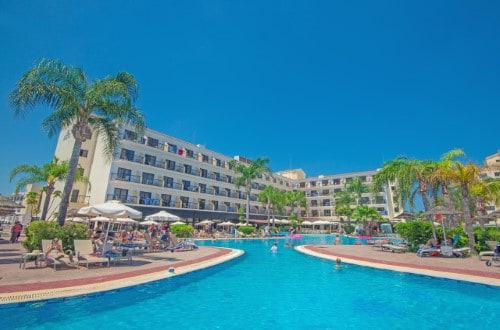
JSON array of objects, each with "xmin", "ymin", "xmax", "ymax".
[{"xmin": 19, "ymin": 252, "xmax": 44, "ymax": 269}]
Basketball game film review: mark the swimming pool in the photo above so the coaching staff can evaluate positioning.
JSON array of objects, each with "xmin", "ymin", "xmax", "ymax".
[{"xmin": 2, "ymin": 235, "xmax": 499, "ymax": 329}]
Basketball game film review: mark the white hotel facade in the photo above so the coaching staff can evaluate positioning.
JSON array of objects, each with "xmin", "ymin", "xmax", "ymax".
[{"xmin": 52, "ymin": 126, "xmax": 401, "ymax": 223}]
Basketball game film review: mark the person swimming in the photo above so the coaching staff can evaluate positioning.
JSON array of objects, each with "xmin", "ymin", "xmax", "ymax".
[{"xmin": 270, "ymin": 242, "xmax": 278, "ymax": 253}]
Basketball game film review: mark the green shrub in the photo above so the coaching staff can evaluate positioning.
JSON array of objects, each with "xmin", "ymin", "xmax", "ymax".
[
  {"xmin": 58, "ymin": 223, "xmax": 91, "ymax": 252},
  {"xmin": 394, "ymin": 221, "xmax": 433, "ymax": 250},
  {"xmin": 342, "ymin": 224, "xmax": 355, "ymax": 235},
  {"xmin": 22, "ymin": 221, "xmax": 90, "ymax": 252},
  {"xmin": 239, "ymin": 226, "xmax": 255, "ymax": 235},
  {"xmin": 171, "ymin": 224, "xmax": 194, "ymax": 238}
]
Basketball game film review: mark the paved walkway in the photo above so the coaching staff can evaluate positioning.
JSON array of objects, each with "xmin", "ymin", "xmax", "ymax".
[
  {"xmin": 0, "ymin": 239, "xmax": 242, "ymax": 304},
  {"xmin": 297, "ymin": 244, "xmax": 500, "ymax": 286}
]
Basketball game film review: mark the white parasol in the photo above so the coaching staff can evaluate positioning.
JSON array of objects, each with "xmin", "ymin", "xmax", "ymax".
[{"xmin": 144, "ymin": 210, "xmax": 180, "ymax": 222}]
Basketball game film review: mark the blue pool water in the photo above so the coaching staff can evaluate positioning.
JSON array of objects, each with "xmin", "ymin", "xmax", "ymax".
[{"xmin": 2, "ymin": 235, "xmax": 499, "ymax": 329}]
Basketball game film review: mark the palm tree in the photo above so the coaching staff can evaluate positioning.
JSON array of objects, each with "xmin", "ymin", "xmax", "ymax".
[
  {"xmin": 9, "ymin": 157, "xmax": 78, "ymax": 221},
  {"xmin": 428, "ymin": 149, "xmax": 466, "ymax": 210},
  {"xmin": 25, "ymin": 191, "xmax": 40, "ymax": 221},
  {"xmin": 450, "ymin": 162, "xmax": 482, "ymax": 251},
  {"xmin": 351, "ymin": 205, "xmax": 384, "ymax": 236},
  {"xmin": 346, "ymin": 177, "xmax": 369, "ymax": 205},
  {"xmin": 333, "ymin": 190, "xmax": 355, "ymax": 224},
  {"xmin": 10, "ymin": 59, "xmax": 145, "ymax": 226},
  {"xmin": 258, "ymin": 186, "xmax": 285, "ymax": 226},
  {"xmin": 285, "ymin": 190, "xmax": 307, "ymax": 219},
  {"xmin": 228, "ymin": 157, "xmax": 271, "ymax": 224}
]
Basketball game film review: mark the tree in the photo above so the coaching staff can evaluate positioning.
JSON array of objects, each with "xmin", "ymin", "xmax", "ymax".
[
  {"xmin": 228, "ymin": 157, "xmax": 271, "ymax": 224},
  {"xmin": 9, "ymin": 157, "xmax": 84, "ymax": 221},
  {"xmin": 285, "ymin": 190, "xmax": 307, "ymax": 219},
  {"xmin": 258, "ymin": 186, "xmax": 285, "ymax": 226},
  {"xmin": 450, "ymin": 162, "xmax": 482, "ymax": 251},
  {"xmin": 333, "ymin": 190, "xmax": 355, "ymax": 224},
  {"xmin": 10, "ymin": 59, "xmax": 145, "ymax": 226},
  {"xmin": 25, "ymin": 191, "xmax": 40, "ymax": 221},
  {"xmin": 351, "ymin": 205, "xmax": 384, "ymax": 236},
  {"xmin": 346, "ymin": 177, "xmax": 369, "ymax": 205}
]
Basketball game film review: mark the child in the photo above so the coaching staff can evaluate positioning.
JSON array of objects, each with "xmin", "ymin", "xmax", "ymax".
[{"xmin": 270, "ymin": 242, "xmax": 278, "ymax": 253}]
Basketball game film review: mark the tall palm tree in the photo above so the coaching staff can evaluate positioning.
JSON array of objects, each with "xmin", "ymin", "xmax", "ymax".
[
  {"xmin": 9, "ymin": 157, "xmax": 81, "ymax": 221},
  {"xmin": 285, "ymin": 190, "xmax": 307, "ymax": 219},
  {"xmin": 351, "ymin": 205, "xmax": 384, "ymax": 236},
  {"xmin": 346, "ymin": 177, "xmax": 369, "ymax": 205},
  {"xmin": 25, "ymin": 191, "xmax": 40, "ymax": 221},
  {"xmin": 228, "ymin": 157, "xmax": 271, "ymax": 224},
  {"xmin": 428, "ymin": 149, "xmax": 466, "ymax": 211},
  {"xmin": 333, "ymin": 190, "xmax": 355, "ymax": 224},
  {"xmin": 10, "ymin": 59, "xmax": 145, "ymax": 226},
  {"xmin": 258, "ymin": 186, "xmax": 284, "ymax": 226},
  {"xmin": 451, "ymin": 162, "xmax": 482, "ymax": 250}
]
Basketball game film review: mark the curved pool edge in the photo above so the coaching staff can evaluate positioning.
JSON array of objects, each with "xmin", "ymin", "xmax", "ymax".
[
  {"xmin": 0, "ymin": 248, "xmax": 244, "ymax": 305},
  {"xmin": 296, "ymin": 245, "xmax": 500, "ymax": 287}
]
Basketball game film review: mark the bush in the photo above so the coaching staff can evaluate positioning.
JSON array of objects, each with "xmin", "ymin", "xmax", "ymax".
[
  {"xmin": 238, "ymin": 226, "xmax": 255, "ymax": 235},
  {"xmin": 394, "ymin": 221, "xmax": 433, "ymax": 250},
  {"xmin": 342, "ymin": 224, "xmax": 355, "ymax": 235},
  {"xmin": 171, "ymin": 224, "xmax": 194, "ymax": 238},
  {"xmin": 22, "ymin": 221, "xmax": 90, "ymax": 252}
]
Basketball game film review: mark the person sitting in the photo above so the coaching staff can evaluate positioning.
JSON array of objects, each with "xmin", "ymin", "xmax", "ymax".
[
  {"xmin": 425, "ymin": 238, "xmax": 439, "ymax": 248},
  {"xmin": 44, "ymin": 238, "xmax": 70, "ymax": 264}
]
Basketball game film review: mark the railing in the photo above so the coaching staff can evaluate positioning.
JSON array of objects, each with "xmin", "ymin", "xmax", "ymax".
[
  {"xmin": 69, "ymin": 195, "xmax": 91, "ymax": 204},
  {"xmin": 106, "ymin": 194, "xmax": 139, "ymax": 204}
]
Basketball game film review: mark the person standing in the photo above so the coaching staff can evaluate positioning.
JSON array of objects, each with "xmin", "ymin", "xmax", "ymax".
[
  {"xmin": 10, "ymin": 221, "xmax": 23, "ymax": 243},
  {"xmin": 270, "ymin": 242, "xmax": 278, "ymax": 253}
]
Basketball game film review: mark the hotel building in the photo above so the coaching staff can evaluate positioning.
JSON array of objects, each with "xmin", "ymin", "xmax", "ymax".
[{"xmin": 48, "ymin": 126, "xmax": 401, "ymax": 223}]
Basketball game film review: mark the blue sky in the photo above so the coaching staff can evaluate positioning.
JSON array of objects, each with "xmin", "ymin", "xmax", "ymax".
[{"xmin": 1, "ymin": 1, "xmax": 499, "ymax": 194}]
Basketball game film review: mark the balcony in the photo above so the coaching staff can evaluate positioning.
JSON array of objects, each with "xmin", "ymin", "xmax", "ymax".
[{"xmin": 106, "ymin": 194, "xmax": 138, "ymax": 204}]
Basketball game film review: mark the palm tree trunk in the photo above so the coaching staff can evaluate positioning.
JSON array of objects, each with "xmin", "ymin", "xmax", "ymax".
[
  {"xmin": 420, "ymin": 182, "xmax": 437, "ymax": 240},
  {"xmin": 245, "ymin": 186, "xmax": 251, "ymax": 225},
  {"xmin": 461, "ymin": 187, "xmax": 476, "ymax": 253},
  {"xmin": 40, "ymin": 189, "xmax": 53, "ymax": 221},
  {"xmin": 57, "ymin": 138, "xmax": 83, "ymax": 226}
]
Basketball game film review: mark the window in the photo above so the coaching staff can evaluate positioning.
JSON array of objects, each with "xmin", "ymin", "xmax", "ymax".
[
  {"xmin": 213, "ymin": 186, "xmax": 219, "ymax": 195},
  {"xmin": 216, "ymin": 159, "xmax": 225, "ymax": 167},
  {"xmin": 323, "ymin": 210, "xmax": 331, "ymax": 216},
  {"xmin": 213, "ymin": 172, "xmax": 220, "ymax": 181},
  {"xmin": 333, "ymin": 179, "xmax": 341, "ymax": 185},
  {"xmin": 70, "ymin": 190, "xmax": 79, "ymax": 203},
  {"xmin": 198, "ymin": 199, "xmax": 206, "ymax": 209},
  {"xmin": 120, "ymin": 148, "xmax": 134, "ymax": 161},
  {"xmin": 212, "ymin": 200, "xmax": 219, "ymax": 210},
  {"xmin": 142, "ymin": 172, "xmax": 154, "ymax": 185},
  {"xmin": 168, "ymin": 144, "xmax": 177, "ymax": 153},
  {"xmin": 123, "ymin": 129, "xmax": 137, "ymax": 140},
  {"xmin": 182, "ymin": 180, "xmax": 191, "ymax": 191},
  {"xmin": 180, "ymin": 196, "xmax": 189, "ymax": 208},
  {"xmin": 79, "ymin": 149, "xmax": 88, "ymax": 158},
  {"xmin": 186, "ymin": 149, "xmax": 194, "ymax": 158},
  {"xmin": 202, "ymin": 154, "xmax": 209, "ymax": 163},
  {"xmin": 144, "ymin": 154, "xmax": 156, "ymax": 166},
  {"xmin": 161, "ymin": 194, "xmax": 171, "ymax": 206},
  {"xmin": 166, "ymin": 160, "xmax": 176, "ymax": 170},
  {"xmin": 147, "ymin": 137, "xmax": 159, "ymax": 148},
  {"xmin": 184, "ymin": 164, "xmax": 192, "ymax": 174},
  {"xmin": 322, "ymin": 199, "xmax": 331, "ymax": 206},
  {"xmin": 199, "ymin": 183, "xmax": 207, "ymax": 193},
  {"xmin": 113, "ymin": 188, "xmax": 128, "ymax": 201},
  {"xmin": 117, "ymin": 167, "xmax": 132, "ymax": 181},
  {"xmin": 322, "ymin": 180, "xmax": 329, "ymax": 186},
  {"xmin": 200, "ymin": 168, "xmax": 208, "ymax": 178},
  {"xmin": 139, "ymin": 191, "xmax": 152, "ymax": 204},
  {"xmin": 311, "ymin": 200, "xmax": 318, "ymax": 207},
  {"xmin": 163, "ymin": 176, "xmax": 174, "ymax": 188}
]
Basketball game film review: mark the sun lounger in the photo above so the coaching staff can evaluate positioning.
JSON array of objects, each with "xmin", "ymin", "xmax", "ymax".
[
  {"xmin": 41, "ymin": 239, "xmax": 77, "ymax": 270},
  {"xmin": 74, "ymin": 239, "xmax": 110, "ymax": 268},
  {"xmin": 381, "ymin": 244, "xmax": 407, "ymax": 253},
  {"xmin": 167, "ymin": 234, "xmax": 198, "ymax": 251}
]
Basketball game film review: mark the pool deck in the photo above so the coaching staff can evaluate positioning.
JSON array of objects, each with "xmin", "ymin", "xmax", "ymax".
[
  {"xmin": 297, "ymin": 244, "xmax": 500, "ymax": 287},
  {"xmin": 1, "ymin": 239, "xmax": 499, "ymax": 305},
  {"xmin": 0, "ymin": 239, "xmax": 243, "ymax": 304}
]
